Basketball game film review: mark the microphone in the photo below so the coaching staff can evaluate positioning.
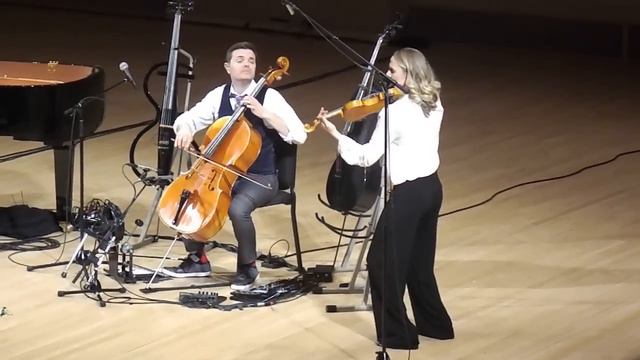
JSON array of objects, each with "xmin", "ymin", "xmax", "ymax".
[
  {"xmin": 64, "ymin": 105, "xmax": 78, "ymax": 117},
  {"xmin": 119, "ymin": 62, "xmax": 137, "ymax": 88},
  {"xmin": 282, "ymin": 0, "xmax": 295, "ymax": 16}
]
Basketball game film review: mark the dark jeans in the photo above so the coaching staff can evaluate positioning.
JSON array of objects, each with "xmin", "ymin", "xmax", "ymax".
[
  {"xmin": 183, "ymin": 173, "xmax": 279, "ymax": 267},
  {"xmin": 367, "ymin": 172, "xmax": 454, "ymax": 348}
]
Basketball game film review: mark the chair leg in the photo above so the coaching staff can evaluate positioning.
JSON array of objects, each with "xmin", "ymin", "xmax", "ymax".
[{"xmin": 290, "ymin": 192, "xmax": 305, "ymax": 274}]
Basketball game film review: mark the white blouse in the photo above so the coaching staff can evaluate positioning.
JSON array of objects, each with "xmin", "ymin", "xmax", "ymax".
[
  {"xmin": 337, "ymin": 95, "xmax": 443, "ymax": 186},
  {"xmin": 173, "ymin": 81, "xmax": 307, "ymax": 145}
]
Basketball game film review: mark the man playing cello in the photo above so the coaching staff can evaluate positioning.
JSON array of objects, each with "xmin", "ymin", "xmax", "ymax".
[{"xmin": 164, "ymin": 41, "xmax": 307, "ymax": 290}]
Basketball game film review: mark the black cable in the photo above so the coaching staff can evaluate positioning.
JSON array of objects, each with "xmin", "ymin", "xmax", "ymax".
[
  {"xmin": 439, "ymin": 148, "xmax": 640, "ymax": 217},
  {"xmin": 284, "ymin": 239, "xmax": 359, "ymax": 259},
  {"xmin": 286, "ymin": 147, "xmax": 640, "ymax": 259},
  {"xmin": 291, "ymin": 9, "xmax": 368, "ymax": 72},
  {"xmin": 0, "ymin": 237, "xmax": 61, "ymax": 252},
  {"xmin": 267, "ymin": 238, "xmax": 290, "ymax": 258},
  {"xmin": 5, "ymin": 235, "xmax": 79, "ymax": 268},
  {"xmin": 120, "ymin": 163, "xmax": 151, "ymax": 218}
]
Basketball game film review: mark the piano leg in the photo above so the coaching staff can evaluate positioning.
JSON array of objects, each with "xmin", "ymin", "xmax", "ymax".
[{"xmin": 53, "ymin": 145, "xmax": 74, "ymax": 221}]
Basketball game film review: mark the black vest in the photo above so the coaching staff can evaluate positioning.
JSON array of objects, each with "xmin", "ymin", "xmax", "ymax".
[{"xmin": 219, "ymin": 84, "xmax": 279, "ymax": 175}]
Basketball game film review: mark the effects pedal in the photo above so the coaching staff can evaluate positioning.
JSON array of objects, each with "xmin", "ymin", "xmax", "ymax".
[
  {"xmin": 304, "ymin": 264, "xmax": 334, "ymax": 283},
  {"xmin": 178, "ymin": 291, "xmax": 226, "ymax": 309}
]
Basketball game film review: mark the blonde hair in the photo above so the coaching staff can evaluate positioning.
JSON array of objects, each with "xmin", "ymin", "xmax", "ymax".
[{"xmin": 392, "ymin": 48, "xmax": 441, "ymax": 116}]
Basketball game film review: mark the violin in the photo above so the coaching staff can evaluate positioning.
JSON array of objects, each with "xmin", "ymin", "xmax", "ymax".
[
  {"xmin": 156, "ymin": 57, "xmax": 290, "ymax": 241},
  {"xmin": 304, "ymin": 87, "xmax": 404, "ymax": 132}
]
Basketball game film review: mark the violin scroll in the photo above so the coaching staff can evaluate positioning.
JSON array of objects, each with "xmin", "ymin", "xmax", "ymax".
[{"xmin": 304, "ymin": 118, "xmax": 321, "ymax": 133}]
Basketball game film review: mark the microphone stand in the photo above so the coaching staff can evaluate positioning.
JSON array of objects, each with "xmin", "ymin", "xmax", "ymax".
[
  {"xmin": 27, "ymin": 75, "xmax": 133, "ymax": 306},
  {"xmin": 27, "ymin": 78, "xmax": 131, "ymax": 273},
  {"xmin": 282, "ymin": 1, "xmax": 403, "ymax": 358}
]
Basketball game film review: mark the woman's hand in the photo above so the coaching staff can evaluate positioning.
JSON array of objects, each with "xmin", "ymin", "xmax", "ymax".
[
  {"xmin": 174, "ymin": 127, "xmax": 194, "ymax": 150},
  {"xmin": 317, "ymin": 107, "xmax": 340, "ymax": 139}
]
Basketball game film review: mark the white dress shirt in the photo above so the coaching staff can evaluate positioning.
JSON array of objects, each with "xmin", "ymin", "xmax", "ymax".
[
  {"xmin": 173, "ymin": 80, "xmax": 307, "ymax": 145},
  {"xmin": 337, "ymin": 95, "xmax": 443, "ymax": 186}
]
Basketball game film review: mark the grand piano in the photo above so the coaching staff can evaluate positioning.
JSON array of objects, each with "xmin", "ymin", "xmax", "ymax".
[{"xmin": 0, "ymin": 60, "xmax": 105, "ymax": 219}]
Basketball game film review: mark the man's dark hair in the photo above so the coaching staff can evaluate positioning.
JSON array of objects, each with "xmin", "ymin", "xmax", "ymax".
[{"xmin": 225, "ymin": 41, "xmax": 257, "ymax": 62}]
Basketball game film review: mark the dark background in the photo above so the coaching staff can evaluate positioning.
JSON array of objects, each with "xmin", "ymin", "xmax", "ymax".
[{"xmin": 2, "ymin": 0, "xmax": 640, "ymax": 60}]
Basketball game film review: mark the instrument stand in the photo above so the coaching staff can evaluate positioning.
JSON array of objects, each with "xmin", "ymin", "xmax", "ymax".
[
  {"xmin": 309, "ymin": 18, "xmax": 393, "ymax": 309},
  {"xmin": 127, "ymin": 2, "xmax": 195, "ymax": 250},
  {"xmin": 313, "ymin": 190, "xmax": 383, "ymax": 314}
]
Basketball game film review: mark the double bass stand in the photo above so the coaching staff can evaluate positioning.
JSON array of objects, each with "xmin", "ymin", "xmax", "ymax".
[
  {"xmin": 311, "ymin": 22, "xmax": 399, "ymax": 311},
  {"xmin": 314, "ymin": 194, "xmax": 383, "ymax": 313}
]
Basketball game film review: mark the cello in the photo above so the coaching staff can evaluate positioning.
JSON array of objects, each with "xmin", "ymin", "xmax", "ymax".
[{"xmin": 156, "ymin": 57, "xmax": 290, "ymax": 241}]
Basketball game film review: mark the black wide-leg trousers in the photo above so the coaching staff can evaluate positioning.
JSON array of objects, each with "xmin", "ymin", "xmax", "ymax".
[{"xmin": 367, "ymin": 172, "xmax": 454, "ymax": 349}]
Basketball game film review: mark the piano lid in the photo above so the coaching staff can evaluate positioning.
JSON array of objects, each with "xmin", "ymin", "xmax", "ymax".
[
  {"xmin": 0, "ymin": 60, "xmax": 105, "ymax": 145},
  {"xmin": 0, "ymin": 60, "xmax": 94, "ymax": 86}
]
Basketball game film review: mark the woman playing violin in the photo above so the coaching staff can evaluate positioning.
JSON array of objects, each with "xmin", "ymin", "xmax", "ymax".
[
  {"xmin": 318, "ymin": 47, "xmax": 454, "ymax": 349},
  {"xmin": 165, "ymin": 41, "xmax": 307, "ymax": 290}
]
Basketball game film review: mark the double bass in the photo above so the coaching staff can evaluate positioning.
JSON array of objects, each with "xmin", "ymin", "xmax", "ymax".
[
  {"xmin": 157, "ymin": 57, "xmax": 290, "ymax": 241},
  {"xmin": 323, "ymin": 25, "xmax": 398, "ymax": 213}
]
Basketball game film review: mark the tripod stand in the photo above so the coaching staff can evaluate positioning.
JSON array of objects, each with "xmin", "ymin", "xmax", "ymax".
[{"xmin": 57, "ymin": 231, "xmax": 126, "ymax": 307}]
